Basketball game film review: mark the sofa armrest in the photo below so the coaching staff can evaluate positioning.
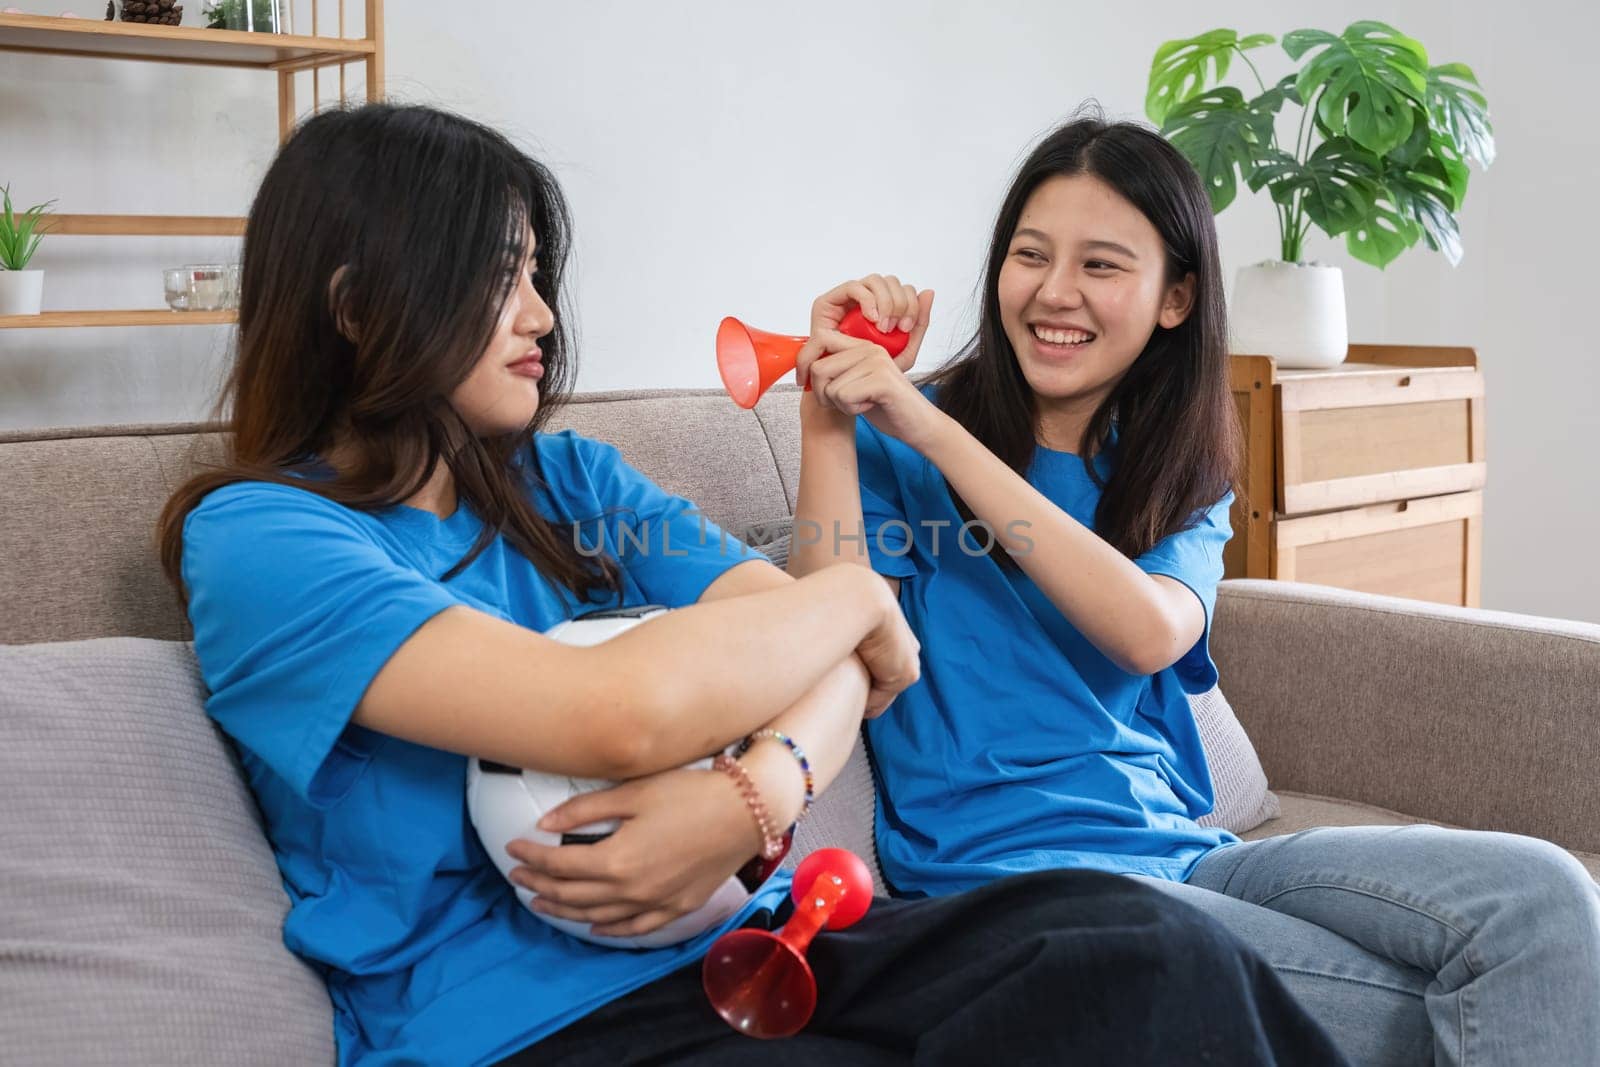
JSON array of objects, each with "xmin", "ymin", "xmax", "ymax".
[{"xmin": 1212, "ymin": 579, "xmax": 1600, "ymax": 854}]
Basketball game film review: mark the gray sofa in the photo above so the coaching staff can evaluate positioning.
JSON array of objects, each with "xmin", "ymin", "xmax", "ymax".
[{"xmin": 3, "ymin": 386, "xmax": 1598, "ymax": 1065}]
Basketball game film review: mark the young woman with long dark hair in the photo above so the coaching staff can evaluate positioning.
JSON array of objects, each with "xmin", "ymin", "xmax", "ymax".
[
  {"xmin": 154, "ymin": 103, "xmax": 1348, "ymax": 1067},
  {"xmin": 789, "ymin": 115, "xmax": 1600, "ymax": 1065}
]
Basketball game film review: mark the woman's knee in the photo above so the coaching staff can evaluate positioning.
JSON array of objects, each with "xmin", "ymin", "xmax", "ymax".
[
  {"xmin": 1430, "ymin": 830, "xmax": 1600, "ymax": 957},
  {"xmin": 1496, "ymin": 835, "xmax": 1600, "ymax": 931}
]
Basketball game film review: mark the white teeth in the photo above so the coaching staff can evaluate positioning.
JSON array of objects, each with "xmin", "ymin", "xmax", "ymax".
[{"xmin": 1032, "ymin": 325, "xmax": 1094, "ymax": 346}]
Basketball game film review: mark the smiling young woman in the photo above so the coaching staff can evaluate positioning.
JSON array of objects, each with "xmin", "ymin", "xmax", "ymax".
[{"xmin": 788, "ymin": 114, "xmax": 1600, "ymax": 1065}]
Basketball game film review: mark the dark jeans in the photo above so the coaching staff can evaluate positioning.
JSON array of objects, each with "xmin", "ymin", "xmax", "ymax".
[{"xmin": 498, "ymin": 869, "xmax": 1348, "ymax": 1066}]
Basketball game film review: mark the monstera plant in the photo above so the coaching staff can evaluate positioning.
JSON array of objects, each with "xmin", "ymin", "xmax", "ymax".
[{"xmin": 1144, "ymin": 22, "xmax": 1494, "ymax": 366}]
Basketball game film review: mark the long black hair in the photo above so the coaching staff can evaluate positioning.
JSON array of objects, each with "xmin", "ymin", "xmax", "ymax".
[
  {"xmin": 159, "ymin": 102, "xmax": 621, "ymax": 605},
  {"xmin": 928, "ymin": 114, "xmax": 1240, "ymax": 559}
]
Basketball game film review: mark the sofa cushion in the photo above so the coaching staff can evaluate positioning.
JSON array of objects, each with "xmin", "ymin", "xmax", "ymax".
[
  {"xmin": 0, "ymin": 638, "xmax": 335, "ymax": 1066},
  {"xmin": 1246, "ymin": 792, "xmax": 1600, "ymax": 882},
  {"xmin": 1191, "ymin": 686, "xmax": 1280, "ymax": 834}
]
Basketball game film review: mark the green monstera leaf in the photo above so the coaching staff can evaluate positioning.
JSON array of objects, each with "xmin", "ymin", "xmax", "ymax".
[
  {"xmin": 1284, "ymin": 21, "xmax": 1429, "ymax": 157},
  {"xmin": 1346, "ymin": 185, "xmax": 1423, "ymax": 267},
  {"xmin": 1385, "ymin": 143, "xmax": 1469, "ymax": 264},
  {"xmin": 1249, "ymin": 73, "xmax": 1303, "ymax": 116},
  {"xmin": 1163, "ymin": 88, "xmax": 1276, "ymax": 212},
  {"xmin": 1386, "ymin": 99, "xmax": 1434, "ymax": 167},
  {"xmin": 1426, "ymin": 62, "xmax": 1495, "ymax": 167},
  {"xmin": 1146, "ymin": 29, "xmax": 1275, "ymax": 125},
  {"xmin": 1389, "ymin": 170, "xmax": 1462, "ymax": 265},
  {"xmin": 1427, "ymin": 136, "xmax": 1471, "ymax": 208},
  {"xmin": 1251, "ymin": 139, "xmax": 1382, "ymax": 237}
]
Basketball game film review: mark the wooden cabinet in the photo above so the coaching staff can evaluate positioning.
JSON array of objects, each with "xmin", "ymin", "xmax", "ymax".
[{"xmin": 1226, "ymin": 345, "xmax": 1485, "ymax": 607}]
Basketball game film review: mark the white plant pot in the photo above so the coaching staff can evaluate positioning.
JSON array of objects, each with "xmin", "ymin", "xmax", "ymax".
[
  {"xmin": 1230, "ymin": 261, "xmax": 1347, "ymax": 369},
  {"xmin": 0, "ymin": 270, "xmax": 44, "ymax": 316}
]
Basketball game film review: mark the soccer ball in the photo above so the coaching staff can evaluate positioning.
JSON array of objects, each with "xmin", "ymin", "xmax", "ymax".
[{"xmin": 466, "ymin": 605, "xmax": 754, "ymax": 949}]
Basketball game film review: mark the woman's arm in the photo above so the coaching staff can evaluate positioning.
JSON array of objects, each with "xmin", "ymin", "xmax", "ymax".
[
  {"xmin": 505, "ymin": 559, "xmax": 876, "ymax": 940},
  {"xmin": 791, "ymin": 274, "xmax": 1201, "ymax": 677},
  {"xmin": 914, "ymin": 410, "xmax": 1202, "ymax": 676},
  {"xmin": 788, "ymin": 276, "xmax": 930, "ymax": 594},
  {"xmin": 510, "ymin": 651, "xmax": 872, "ymax": 939},
  {"xmin": 355, "ymin": 561, "xmax": 914, "ymax": 779},
  {"xmin": 788, "ymin": 400, "xmax": 897, "ymax": 604},
  {"xmin": 788, "ymin": 401, "xmax": 864, "ymax": 577},
  {"xmin": 696, "ymin": 557, "xmax": 873, "ymax": 803}
]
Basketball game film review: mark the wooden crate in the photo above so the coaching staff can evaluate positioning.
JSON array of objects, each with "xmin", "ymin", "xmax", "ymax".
[
  {"xmin": 1226, "ymin": 345, "xmax": 1485, "ymax": 608},
  {"xmin": 1274, "ymin": 490, "xmax": 1482, "ymax": 606},
  {"xmin": 1226, "ymin": 355, "xmax": 1276, "ymax": 585},
  {"xmin": 1277, "ymin": 346, "xmax": 1485, "ymax": 516}
]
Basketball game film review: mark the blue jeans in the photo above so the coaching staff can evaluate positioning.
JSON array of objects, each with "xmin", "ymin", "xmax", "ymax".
[{"xmin": 1134, "ymin": 825, "xmax": 1600, "ymax": 1065}]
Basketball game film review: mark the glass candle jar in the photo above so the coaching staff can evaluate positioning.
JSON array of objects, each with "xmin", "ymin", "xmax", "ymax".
[
  {"xmin": 183, "ymin": 264, "xmax": 229, "ymax": 311},
  {"xmin": 163, "ymin": 267, "xmax": 190, "ymax": 311}
]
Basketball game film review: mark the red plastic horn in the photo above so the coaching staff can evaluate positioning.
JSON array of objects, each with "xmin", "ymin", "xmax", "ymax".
[
  {"xmin": 716, "ymin": 308, "xmax": 909, "ymax": 409},
  {"xmin": 702, "ymin": 847, "xmax": 875, "ymax": 1038}
]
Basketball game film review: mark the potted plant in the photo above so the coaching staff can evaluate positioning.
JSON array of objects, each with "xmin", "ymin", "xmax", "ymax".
[
  {"xmin": 202, "ymin": 0, "xmax": 285, "ymax": 32},
  {"xmin": 1145, "ymin": 22, "xmax": 1494, "ymax": 368},
  {"xmin": 0, "ymin": 185, "xmax": 54, "ymax": 317}
]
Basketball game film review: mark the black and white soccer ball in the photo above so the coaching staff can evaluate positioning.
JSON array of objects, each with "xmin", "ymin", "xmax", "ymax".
[{"xmin": 467, "ymin": 605, "xmax": 753, "ymax": 948}]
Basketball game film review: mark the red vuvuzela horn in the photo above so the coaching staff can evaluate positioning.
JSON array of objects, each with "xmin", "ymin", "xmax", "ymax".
[
  {"xmin": 701, "ymin": 847, "xmax": 875, "ymax": 1038},
  {"xmin": 716, "ymin": 308, "xmax": 908, "ymax": 409}
]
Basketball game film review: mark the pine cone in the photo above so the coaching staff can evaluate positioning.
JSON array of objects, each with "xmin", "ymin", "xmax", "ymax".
[{"xmin": 118, "ymin": 0, "xmax": 182, "ymax": 22}]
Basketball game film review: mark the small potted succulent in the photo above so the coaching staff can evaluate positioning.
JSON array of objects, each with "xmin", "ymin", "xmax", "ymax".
[
  {"xmin": 1146, "ymin": 22, "xmax": 1494, "ymax": 367},
  {"xmin": 0, "ymin": 185, "xmax": 54, "ymax": 317}
]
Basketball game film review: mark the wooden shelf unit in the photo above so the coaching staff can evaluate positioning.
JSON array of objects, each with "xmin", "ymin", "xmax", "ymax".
[
  {"xmin": 1226, "ymin": 345, "xmax": 1486, "ymax": 608},
  {"xmin": 0, "ymin": 11, "xmax": 374, "ymax": 68},
  {"xmin": 0, "ymin": 2, "xmax": 383, "ymax": 328},
  {"xmin": 31, "ymin": 214, "xmax": 247, "ymax": 237},
  {"xmin": 0, "ymin": 310, "xmax": 237, "ymax": 329}
]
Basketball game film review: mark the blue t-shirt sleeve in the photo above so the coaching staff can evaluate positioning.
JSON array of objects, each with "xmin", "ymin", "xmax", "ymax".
[
  {"xmin": 567, "ymin": 433, "xmax": 765, "ymax": 606},
  {"xmin": 1133, "ymin": 491, "xmax": 1235, "ymax": 694},
  {"xmin": 854, "ymin": 419, "xmax": 919, "ymax": 580},
  {"xmin": 182, "ymin": 482, "xmax": 460, "ymax": 806}
]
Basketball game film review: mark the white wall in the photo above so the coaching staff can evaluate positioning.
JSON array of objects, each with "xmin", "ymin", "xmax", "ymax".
[{"xmin": 3, "ymin": 0, "xmax": 1596, "ymax": 622}]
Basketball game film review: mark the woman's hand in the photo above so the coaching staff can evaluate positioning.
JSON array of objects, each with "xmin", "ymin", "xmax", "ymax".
[
  {"xmin": 794, "ymin": 276, "xmax": 944, "ymax": 450},
  {"xmin": 803, "ymin": 332, "xmax": 947, "ymax": 451},
  {"xmin": 799, "ymin": 274, "xmax": 935, "ymax": 381},
  {"xmin": 845, "ymin": 564, "xmax": 921, "ymax": 715},
  {"xmin": 503, "ymin": 765, "xmax": 761, "ymax": 939}
]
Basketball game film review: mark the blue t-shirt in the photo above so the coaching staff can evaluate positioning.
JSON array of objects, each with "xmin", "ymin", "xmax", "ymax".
[
  {"xmin": 182, "ymin": 429, "xmax": 787, "ymax": 1067},
  {"xmin": 856, "ymin": 402, "xmax": 1238, "ymax": 897}
]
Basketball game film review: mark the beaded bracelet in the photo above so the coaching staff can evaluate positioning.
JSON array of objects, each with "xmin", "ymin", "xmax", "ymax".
[
  {"xmin": 738, "ymin": 728, "xmax": 815, "ymax": 817},
  {"xmin": 712, "ymin": 753, "xmax": 787, "ymax": 862}
]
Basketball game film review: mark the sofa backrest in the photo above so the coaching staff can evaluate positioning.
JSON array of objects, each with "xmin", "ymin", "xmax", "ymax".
[
  {"xmin": 0, "ymin": 385, "xmax": 1279, "ymax": 844},
  {"xmin": 0, "ymin": 387, "xmax": 805, "ymax": 645}
]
